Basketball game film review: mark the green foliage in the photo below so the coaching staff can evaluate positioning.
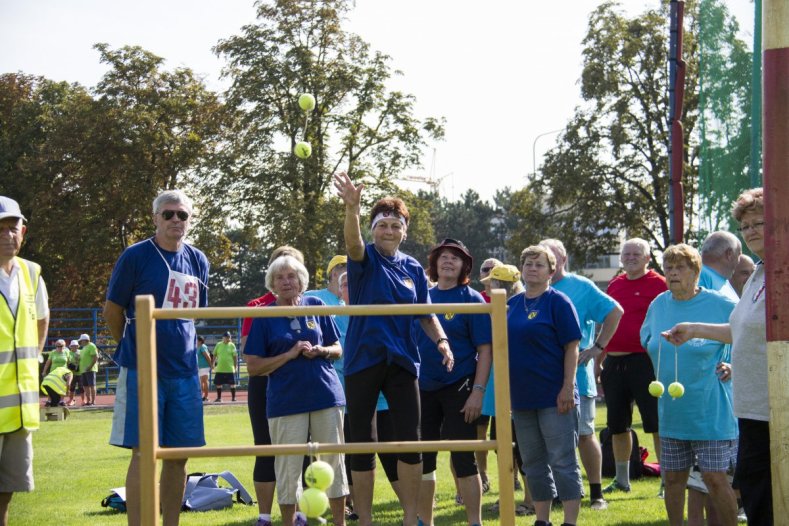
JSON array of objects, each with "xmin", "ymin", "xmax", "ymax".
[
  {"xmin": 535, "ymin": 0, "xmax": 749, "ymax": 255},
  {"xmin": 697, "ymin": 0, "xmax": 753, "ymax": 234},
  {"xmin": 207, "ymin": 0, "xmax": 444, "ymax": 294},
  {"xmin": 0, "ymin": 44, "xmax": 227, "ymax": 307}
]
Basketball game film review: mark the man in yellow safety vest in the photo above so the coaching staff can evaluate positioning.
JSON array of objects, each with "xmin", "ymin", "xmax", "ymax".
[{"xmin": 0, "ymin": 196, "xmax": 49, "ymax": 526}]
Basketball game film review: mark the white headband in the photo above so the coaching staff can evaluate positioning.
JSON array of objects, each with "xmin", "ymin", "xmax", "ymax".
[{"xmin": 371, "ymin": 211, "xmax": 406, "ymax": 231}]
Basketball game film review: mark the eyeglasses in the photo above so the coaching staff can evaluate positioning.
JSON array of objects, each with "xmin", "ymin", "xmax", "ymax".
[
  {"xmin": 481, "ymin": 266, "xmax": 494, "ymax": 273},
  {"xmin": 160, "ymin": 210, "xmax": 189, "ymax": 221},
  {"xmin": 737, "ymin": 221, "xmax": 764, "ymax": 233}
]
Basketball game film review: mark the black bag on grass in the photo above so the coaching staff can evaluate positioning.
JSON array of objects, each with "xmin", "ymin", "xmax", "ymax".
[
  {"xmin": 599, "ymin": 427, "xmax": 643, "ymax": 480},
  {"xmin": 101, "ymin": 489, "xmax": 126, "ymax": 513}
]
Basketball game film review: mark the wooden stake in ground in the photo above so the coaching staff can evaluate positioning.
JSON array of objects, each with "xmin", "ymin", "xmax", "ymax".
[{"xmin": 763, "ymin": 0, "xmax": 789, "ymax": 521}]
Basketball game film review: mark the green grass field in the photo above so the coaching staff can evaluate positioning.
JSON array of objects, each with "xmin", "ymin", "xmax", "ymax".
[{"xmin": 11, "ymin": 404, "xmax": 667, "ymax": 525}]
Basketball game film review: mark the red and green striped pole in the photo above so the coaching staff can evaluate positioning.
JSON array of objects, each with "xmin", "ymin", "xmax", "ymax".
[{"xmin": 763, "ymin": 0, "xmax": 789, "ymax": 519}]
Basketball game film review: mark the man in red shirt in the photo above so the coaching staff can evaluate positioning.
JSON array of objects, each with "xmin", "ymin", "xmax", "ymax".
[{"xmin": 601, "ymin": 238, "xmax": 667, "ymax": 495}]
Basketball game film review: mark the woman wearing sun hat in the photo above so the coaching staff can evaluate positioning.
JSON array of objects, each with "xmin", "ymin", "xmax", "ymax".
[{"xmin": 415, "ymin": 238, "xmax": 492, "ymax": 526}]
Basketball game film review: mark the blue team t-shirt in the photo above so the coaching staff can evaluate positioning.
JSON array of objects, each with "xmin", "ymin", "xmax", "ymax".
[
  {"xmin": 245, "ymin": 295, "xmax": 345, "ymax": 418},
  {"xmin": 305, "ymin": 288, "xmax": 348, "ymax": 380},
  {"xmin": 106, "ymin": 237, "xmax": 209, "ymax": 378},
  {"xmin": 415, "ymin": 285, "xmax": 491, "ymax": 391},
  {"xmin": 552, "ymin": 273, "xmax": 618, "ymax": 398},
  {"xmin": 641, "ymin": 289, "xmax": 737, "ymax": 440},
  {"xmin": 344, "ymin": 243, "xmax": 431, "ymax": 377},
  {"xmin": 507, "ymin": 288, "xmax": 582, "ymax": 410}
]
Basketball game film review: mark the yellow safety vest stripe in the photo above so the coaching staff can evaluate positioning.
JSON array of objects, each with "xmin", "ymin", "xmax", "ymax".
[{"xmin": 0, "ymin": 257, "xmax": 41, "ymax": 433}]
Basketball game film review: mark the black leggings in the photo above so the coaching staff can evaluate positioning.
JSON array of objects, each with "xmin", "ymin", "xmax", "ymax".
[
  {"xmin": 736, "ymin": 418, "xmax": 773, "ymax": 526},
  {"xmin": 344, "ymin": 409, "xmax": 400, "ymax": 483},
  {"xmin": 247, "ymin": 375, "xmax": 275, "ymax": 482},
  {"xmin": 420, "ymin": 377, "xmax": 478, "ymax": 478},
  {"xmin": 346, "ymin": 361, "xmax": 421, "ymax": 471},
  {"xmin": 490, "ymin": 416, "xmax": 524, "ymax": 473}
]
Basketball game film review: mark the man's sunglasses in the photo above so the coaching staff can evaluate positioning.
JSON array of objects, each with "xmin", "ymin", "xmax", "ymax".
[{"xmin": 160, "ymin": 210, "xmax": 190, "ymax": 221}]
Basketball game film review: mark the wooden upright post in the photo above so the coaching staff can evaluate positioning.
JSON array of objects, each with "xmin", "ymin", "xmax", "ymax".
[
  {"xmin": 490, "ymin": 289, "xmax": 515, "ymax": 526},
  {"xmin": 763, "ymin": 0, "xmax": 789, "ymax": 521},
  {"xmin": 136, "ymin": 295, "xmax": 160, "ymax": 526}
]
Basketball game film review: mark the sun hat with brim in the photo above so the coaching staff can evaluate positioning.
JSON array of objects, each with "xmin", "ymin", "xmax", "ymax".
[
  {"xmin": 0, "ymin": 196, "xmax": 26, "ymax": 222},
  {"xmin": 429, "ymin": 238, "xmax": 473, "ymax": 267},
  {"xmin": 69, "ymin": 340, "xmax": 79, "ymax": 347},
  {"xmin": 480, "ymin": 264, "xmax": 520, "ymax": 283}
]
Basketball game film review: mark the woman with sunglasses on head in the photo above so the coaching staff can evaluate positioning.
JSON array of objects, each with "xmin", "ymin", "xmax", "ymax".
[
  {"xmin": 664, "ymin": 188, "xmax": 772, "ymax": 525},
  {"xmin": 333, "ymin": 172, "xmax": 454, "ymax": 526},
  {"xmin": 244, "ymin": 255, "xmax": 348, "ymax": 526},
  {"xmin": 414, "ymin": 238, "xmax": 491, "ymax": 526}
]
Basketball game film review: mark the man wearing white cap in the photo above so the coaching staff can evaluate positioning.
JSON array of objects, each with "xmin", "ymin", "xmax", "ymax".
[
  {"xmin": 0, "ymin": 196, "xmax": 49, "ymax": 526},
  {"xmin": 77, "ymin": 334, "xmax": 99, "ymax": 406}
]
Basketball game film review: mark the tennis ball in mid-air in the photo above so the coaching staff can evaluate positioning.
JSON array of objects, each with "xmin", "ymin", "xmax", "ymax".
[
  {"xmin": 298, "ymin": 93, "xmax": 316, "ymax": 111},
  {"xmin": 294, "ymin": 141, "xmax": 312, "ymax": 159},
  {"xmin": 668, "ymin": 381, "xmax": 685, "ymax": 398},
  {"xmin": 304, "ymin": 460, "xmax": 334, "ymax": 490},
  {"xmin": 299, "ymin": 488, "xmax": 329, "ymax": 518},
  {"xmin": 648, "ymin": 380, "xmax": 664, "ymax": 398}
]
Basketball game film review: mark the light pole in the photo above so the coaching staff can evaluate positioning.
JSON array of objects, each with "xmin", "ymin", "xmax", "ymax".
[{"xmin": 532, "ymin": 129, "xmax": 563, "ymax": 178}]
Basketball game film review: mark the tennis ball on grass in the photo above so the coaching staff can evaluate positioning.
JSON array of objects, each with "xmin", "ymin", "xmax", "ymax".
[
  {"xmin": 304, "ymin": 460, "xmax": 334, "ymax": 490},
  {"xmin": 668, "ymin": 381, "xmax": 685, "ymax": 398},
  {"xmin": 648, "ymin": 380, "xmax": 664, "ymax": 398},
  {"xmin": 299, "ymin": 487, "xmax": 329, "ymax": 518},
  {"xmin": 298, "ymin": 93, "xmax": 316, "ymax": 111},
  {"xmin": 294, "ymin": 141, "xmax": 312, "ymax": 159}
]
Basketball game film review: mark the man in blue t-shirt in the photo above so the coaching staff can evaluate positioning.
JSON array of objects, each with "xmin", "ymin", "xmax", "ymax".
[
  {"xmin": 103, "ymin": 189, "xmax": 209, "ymax": 526},
  {"xmin": 699, "ymin": 231, "xmax": 741, "ymax": 302},
  {"xmin": 541, "ymin": 239, "xmax": 623, "ymax": 511}
]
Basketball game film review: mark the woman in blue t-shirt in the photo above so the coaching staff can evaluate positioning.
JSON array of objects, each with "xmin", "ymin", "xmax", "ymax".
[
  {"xmin": 641, "ymin": 244, "xmax": 738, "ymax": 526},
  {"xmin": 509, "ymin": 245, "xmax": 583, "ymax": 526},
  {"xmin": 244, "ymin": 255, "xmax": 348, "ymax": 526},
  {"xmin": 334, "ymin": 172, "xmax": 455, "ymax": 526},
  {"xmin": 415, "ymin": 238, "xmax": 492, "ymax": 526}
]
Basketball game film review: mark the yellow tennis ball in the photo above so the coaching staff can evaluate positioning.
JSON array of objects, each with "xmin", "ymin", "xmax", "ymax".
[
  {"xmin": 299, "ymin": 488, "xmax": 329, "ymax": 518},
  {"xmin": 648, "ymin": 380, "xmax": 664, "ymax": 398},
  {"xmin": 668, "ymin": 381, "xmax": 685, "ymax": 398},
  {"xmin": 294, "ymin": 141, "xmax": 312, "ymax": 159},
  {"xmin": 298, "ymin": 93, "xmax": 316, "ymax": 111},
  {"xmin": 304, "ymin": 460, "xmax": 334, "ymax": 490}
]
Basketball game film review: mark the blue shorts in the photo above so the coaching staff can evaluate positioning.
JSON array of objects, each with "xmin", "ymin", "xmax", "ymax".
[{"xmin": 110, "ymin": 367, "xmax": 205, "ymax": 449}]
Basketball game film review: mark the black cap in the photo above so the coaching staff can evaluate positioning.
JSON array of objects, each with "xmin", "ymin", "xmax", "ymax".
[{"xmin": 223, "ymin": 331, "xmax": 232, "ymax": 337}]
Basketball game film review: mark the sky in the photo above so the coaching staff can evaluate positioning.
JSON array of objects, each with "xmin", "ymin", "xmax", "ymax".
[{"xmin": 0, "ymin": 0, "xmax": 755, "ymax": 202}]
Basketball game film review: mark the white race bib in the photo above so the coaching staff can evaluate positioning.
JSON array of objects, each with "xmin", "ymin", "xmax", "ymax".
[{"xmin": 162, "ymin": 269, "xmax": 200, "ymax": 310}]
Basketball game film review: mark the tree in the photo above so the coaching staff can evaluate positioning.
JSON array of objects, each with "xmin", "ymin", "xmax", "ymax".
[
  {"xmin": 208, "ymin": 0, "xmax": 443, "ymax": 294},
  {"xmin": 535, "ymin": 0, "xmax": 749, "ymax": 256},
  {"xmin": 0, "ymin": 44, "xmax": 228, "ymax": 307}
]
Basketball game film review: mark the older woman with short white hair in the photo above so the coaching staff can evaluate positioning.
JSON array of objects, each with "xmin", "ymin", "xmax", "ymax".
[{"xmin": 245, "ymin": 255, "xmax": 348, "ymax": 526}]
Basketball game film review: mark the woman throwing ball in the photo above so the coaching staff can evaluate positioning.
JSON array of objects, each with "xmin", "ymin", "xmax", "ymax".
[{"xmin": 333, "ymin": 172, "xmax": 454, "ymax": 526}]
